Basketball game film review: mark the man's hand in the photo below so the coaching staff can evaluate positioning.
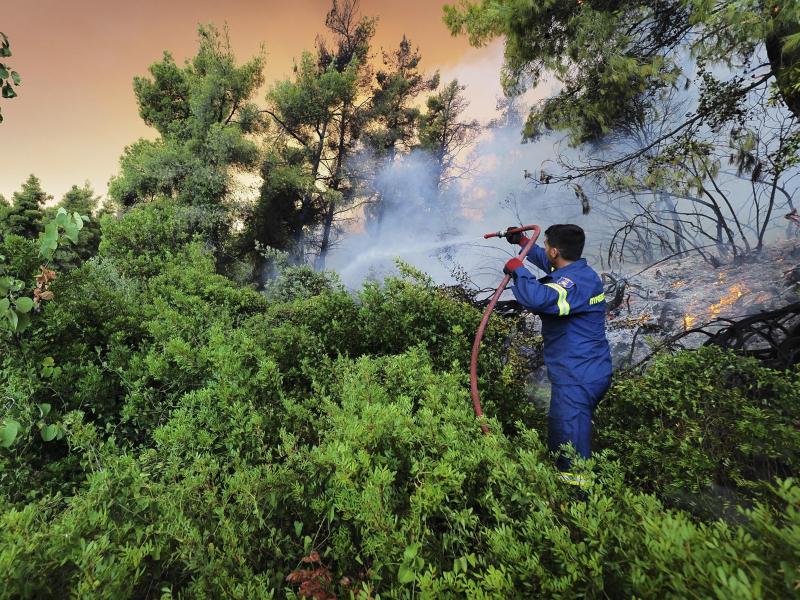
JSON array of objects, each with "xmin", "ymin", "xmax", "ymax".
[
  {"xmin": 503, "ymin": 257, "xmax": 524, "ymax": 276},
  {"xmin": 505, "ymin": 226, "xmax": 530, "ymax": 246}
]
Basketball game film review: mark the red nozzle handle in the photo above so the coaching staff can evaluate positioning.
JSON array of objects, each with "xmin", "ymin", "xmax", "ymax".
[{"xmin": 483, "ymin": 224, "xmax": 539, "ymax": 239}]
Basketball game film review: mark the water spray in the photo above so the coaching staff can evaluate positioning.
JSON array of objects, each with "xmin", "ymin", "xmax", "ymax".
[{"xmin": 470, "ymin": 224, "xmax": 541, "ymax": 434}]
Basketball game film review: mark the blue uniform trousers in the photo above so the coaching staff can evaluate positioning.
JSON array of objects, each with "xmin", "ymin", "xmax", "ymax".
[{"xmin": 548, "ymin": 376, "xmax": 612, "ymax": 471}]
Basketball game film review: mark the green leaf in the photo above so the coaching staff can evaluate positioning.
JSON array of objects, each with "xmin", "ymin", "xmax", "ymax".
[
  {"xmin": 0, "ymin": 298, "xmax": 9, "ymax": 312},
  {"xmin": 10, "ymin": 71, "xmax": 20, "ymax": 85},
  {"xmin": 42, "ymin": 357, "xmax": 55, "ymax": 367},
  {"xmin": 40, "ymin": 224, "xmax": 58, "ymax": 258},
  {"xmin": 7, "ymin": 308, "xmax": 18, "ymax": 330},
  {"xmin": 293, "ymin": 521, "xmax": 303, "ymax": 537},
  {"xmin": 2, "ymin": 83, "xmax": 17, "ymax": 98},
  {"xmin": 40, "ymin": 424, "xmax": 58, "ymax": 442},
  {"xmin": 15, "ymin": 311, "xmax": 30, "ymax": 333},
  {"xmin": 0, "ymin": 419, "xmax": 20, "ymax": 448},
  {"xmin": 55, "ymin": 210, "xmax": 68, "ymax": 227},
  {"xmin": 44, "ymin": 220, "xmax": 58, "ymax": 238},
  {"xmin": 398, "ymin": 565, "xmax": 415, "ymax": 584},
  {"xmin": 64, "ymin": 223, "xmax": 79, "ymax": 244},
  {"xmin": 73, "ymin": 212, "xmax": 85, "ymax": 230},
  {"xmin": 403, "ymin": 543, "xmax": 420, "ymax": 561},
  {"xmin": 38, "ymin": 403, "xmax": 51, "ymax": 417},
  {"xmin": 14, "ymin": 296, "xmax": 33, "ymax": 313},
  {"xmin": 0, "ymin": 65, "xmax": 8, "ymax": 79}
]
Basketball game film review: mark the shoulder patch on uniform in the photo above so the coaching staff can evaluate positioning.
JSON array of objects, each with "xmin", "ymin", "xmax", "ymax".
[{"xmin": 556, "ymin": 276, "xmax": 575, "ymax": 289}]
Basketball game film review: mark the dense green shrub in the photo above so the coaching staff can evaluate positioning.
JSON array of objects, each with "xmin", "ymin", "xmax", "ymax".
[
  {"xmin": 2, "ymin": 232, "xmax": 799, "ymax": 598},
  {"xmin": 1, "ymin": 347, "xmax": 799, "ymax": 598},
  {"xmin": 596, "ymin": 346, "xmax": 800, "ymax": 512},
  {"xmin": 0, "ymin": 233, "xmax": 38, "ymax": 282},
  {"xmin": 97, "ymin": 199, "xmax": 193, "ymax": 279}
]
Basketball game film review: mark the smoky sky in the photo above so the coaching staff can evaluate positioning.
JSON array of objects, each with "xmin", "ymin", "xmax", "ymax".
[{"xmin": 1, "ymin": 0, "xmax": 478, "ymax": 201}]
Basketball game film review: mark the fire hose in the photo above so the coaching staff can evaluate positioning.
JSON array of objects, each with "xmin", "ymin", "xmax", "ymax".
[{"xmin": 470, "ymin": 224, "xmax": 541, "ymax": 434}]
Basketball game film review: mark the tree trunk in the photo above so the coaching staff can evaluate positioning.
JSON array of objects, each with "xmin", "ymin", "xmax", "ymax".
[
  {"xmin": 315, "ymin": 105, "xmax": 350, "ymax": 270},
  {"xmin": 296, "ymin": 120, "xmax": 330, "ymax": 259},
  {"xmin": 659, "ymin": 192, "xmax": 685, "ymax": 254}
]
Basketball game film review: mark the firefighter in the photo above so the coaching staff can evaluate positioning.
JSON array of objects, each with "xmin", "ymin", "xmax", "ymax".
[{"xmin": 504, "ymin": 224, "xmax": 612, "ymax": 487}]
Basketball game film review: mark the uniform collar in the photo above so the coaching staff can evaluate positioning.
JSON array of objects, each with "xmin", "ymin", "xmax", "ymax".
[{"xmin": 548, "ymin": 258, "xmax": 586, "ymax": 277}]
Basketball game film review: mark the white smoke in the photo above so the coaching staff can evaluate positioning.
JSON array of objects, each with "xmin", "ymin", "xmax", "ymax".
[
  {"xmin": 325, "ymin": 124, "xmax": 602, "ymax": 290},
  {"xmin": 325, "ymin": 46, "xmax": 799, "ymax": 291}
]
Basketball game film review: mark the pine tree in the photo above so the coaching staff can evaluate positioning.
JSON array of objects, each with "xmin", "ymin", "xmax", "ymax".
[
  {"xmin": 417, "ymin": 79, "xmax": 480, "ymax": 191},
  {"xmin": 45, "ymin": 183, "xmax": 101, "ymax": 269},
  {"xmin": 260, "ymin": 0, "xmax": 376, "ymax": 269},
  {"xmin": 364, "ymin": 36, "xmax": 439, "ymax": 230},
  {"xmin": 4, "ymin": 175, "xmax": 49, "ymax": 239}
]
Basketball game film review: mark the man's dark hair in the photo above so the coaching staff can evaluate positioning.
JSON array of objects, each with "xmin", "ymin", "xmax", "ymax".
[{"xmin": 545, "ymin": 224, "xmax": 585, "ymax": 261}]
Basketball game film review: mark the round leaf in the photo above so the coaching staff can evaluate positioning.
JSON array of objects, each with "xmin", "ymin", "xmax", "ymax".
[
  {"xmin": 0, "ymin": 419, "xmax": 20, "ymax": 448},
  {"xmin": 64, "ymin": 223, "xmax": 79, "ymax": 244},
  {"xmin": 397, "ymin": 565, "xmax": 415, "ymax": 584},
  {"xmin": 40, "ymin": 424, "xmax": 58, "ymax": 442},
  {"xmin": 14, "ymin": 296, "xmax": 33, "ymax": 313}
]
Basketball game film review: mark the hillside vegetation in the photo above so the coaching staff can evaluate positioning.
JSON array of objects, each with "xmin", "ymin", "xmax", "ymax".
[{"xmin": 1, "ymin": 200, "xmax": 799, "ymax": 598}]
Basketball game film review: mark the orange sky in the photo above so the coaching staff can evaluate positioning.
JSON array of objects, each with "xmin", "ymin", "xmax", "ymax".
[{"xmin": 1, "ymin": 0, "xmax": 508, "ymax": 203}]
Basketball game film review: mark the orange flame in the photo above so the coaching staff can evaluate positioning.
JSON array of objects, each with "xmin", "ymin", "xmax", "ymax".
[{"xmin": 709, "ymin": 284, "xmax": 748, "ymax": 319}]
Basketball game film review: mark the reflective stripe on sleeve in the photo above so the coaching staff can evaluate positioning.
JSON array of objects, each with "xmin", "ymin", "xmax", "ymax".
[
  {"xmin": 543, "ymin": 283, "xmax": 570, "ymax": 316},
  {"xmin": 589, "ymin": 293, "xmax": 606, "ymax": 305},
  {"xmin": 559, "ymin": 471, "xmax": 592, "ymax": 488}
]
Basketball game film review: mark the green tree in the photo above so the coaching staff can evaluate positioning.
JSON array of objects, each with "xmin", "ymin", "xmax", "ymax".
[
  {"xmin": 368, "ymin": 36, "xmax": 439, "ymax": 162},
  {"xmin": 417, "ymin": 79, "xmax": 480, "ymax": 191},
  {"xmin": 236, "ymin": 148, "xmax": 314, "ymax": 283},
  {"xmin": 109, "ymin": 25, "xmax": 265, "ymax": 268},
  {"xmin": 0, "ymin": 32, "xmax": 21, "ymax": 123},
  {"xmin": 364, "ymin": 36, "xmax": 439, "ymax": 229},
  {"xmin": 312, "ymin": 0, "xmax": 377, "ymax": 269},
  {"xmin": 0, "ymin": 194, "xmax": 9, "ymax": 225},
  {"xmin": 3, "ymin": 175, "xmax": 49, "ymax": 239},
  {"xmin": 45, "ymin": 184, "xmax": 102, "ymax": 270},
  {"xmin": 260, "ymin": 0, "xmax": 376, "ymax": 269},
  {"xmin": 114, "ymin": 24, "xmax": 265, "ymax": 208},
  {"xmin": 444, "ymin": 1, "xmax": 800, "ymax": 265},
  {"xmin": 258, "ymin": 51, "xmax": 346, "ymax": 262},
  {"xmin": 444, "ymin": 1, "xmax": 799, "ymax": 143},
  {"xmin": 108, "ymin": 25, "xmax": 265, "ymax": 263}
]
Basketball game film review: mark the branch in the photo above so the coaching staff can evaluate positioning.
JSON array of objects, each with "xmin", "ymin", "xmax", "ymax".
[
  {"xmin": 260, "ymin": 109, "xmax": 309, "ymax": 148},
  {"xmin": 545, "ymin": 74, "xmax": 773, "ymax": 183}
]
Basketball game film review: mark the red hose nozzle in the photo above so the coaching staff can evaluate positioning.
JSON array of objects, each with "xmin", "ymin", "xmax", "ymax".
[{"xmin": 483, "ymin": 225, "xmax": 538, "ymax": 239}]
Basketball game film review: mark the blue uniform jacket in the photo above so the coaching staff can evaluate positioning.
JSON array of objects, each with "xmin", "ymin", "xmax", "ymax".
[{"xmin": 509, "ymin": 245, "xmax": 612, "ymax": 384}]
